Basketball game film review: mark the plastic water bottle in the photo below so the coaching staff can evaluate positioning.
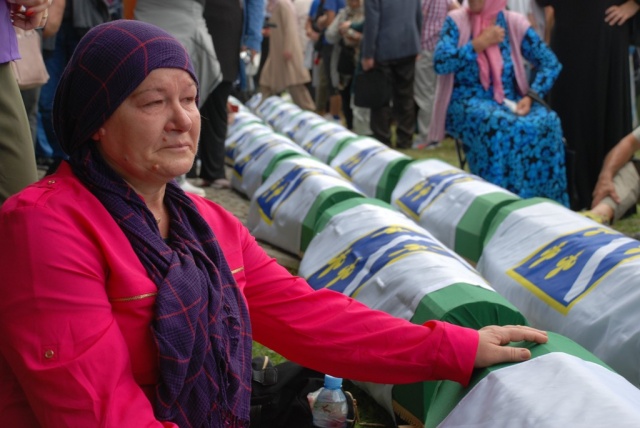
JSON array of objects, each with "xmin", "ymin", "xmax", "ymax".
[{"xmin": 310, "ymin": 374, "xmax": 348, "ymax": 428}]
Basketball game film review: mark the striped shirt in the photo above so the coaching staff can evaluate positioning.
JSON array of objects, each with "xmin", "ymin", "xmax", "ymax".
[{"xmin": 421, "ymin": 0, "xmax": 450, "ymax": 51}]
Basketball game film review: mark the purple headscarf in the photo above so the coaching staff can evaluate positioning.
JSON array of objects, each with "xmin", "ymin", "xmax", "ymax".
[{"xmin": 53, "ymin": 19, "xmax": 198, "ymax": 154}]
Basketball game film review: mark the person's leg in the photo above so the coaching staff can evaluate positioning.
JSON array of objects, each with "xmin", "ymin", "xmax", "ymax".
[
  {"xmin": 39, "ymin": 20, "xmax": 79, "ymax": 167},
  {"xmin": 0, "ymin": 63, "xmax": 38, "ymax": 205},
  {"xmin": 392, "ymin": 56, "xmax": 417, "ymax": 149},
  {"xmin": 340, "ymin": 78, "xmax": 353, "ymax": 129},
  {"xmin": 414, "ymin": 50, "xmax": 437, "ymax": 144},
  {"xmin": 322, "ymin": 43, "xmax": 341, "ymax": 119},
  {"xmin": 314, "ymin": 58, "xmax": 329, "ymax": 114},
  {"xmin": 287, "ymin": 84, "xmax": 316, "ymax": 111},
  {"xmin": 350, "ymin": 97, "xmax": 372, "ymax": 136},
  {"xmin": 591, "ymin": 162, "xmax": 640, "ymax": 223},
  {"xmin": 19, "ymin": 86, "xmax": 40, "ymax": 147},
  {"xmin": 199, "ymin": 81, "xmax": 233, "ymax": 186},
  {"xmin": 259, "ymin": 85, "xmax": 275, "ymax": 100},
  {"xmin": 369, "ymin": 61, "xmax": 393, "ymax": 145}
]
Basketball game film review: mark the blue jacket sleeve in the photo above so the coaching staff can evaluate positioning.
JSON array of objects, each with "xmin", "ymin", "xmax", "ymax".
[
  {"xmin": 361, "ymin": 0, "xmax": 380, "ymax": 59},
  {"xmin": 243, "ymin": 0, "xmax": 265, "ymax": 52},
  {"xmin": 433, "ymin": 16, "xmax": 477, "ymax": 75}
]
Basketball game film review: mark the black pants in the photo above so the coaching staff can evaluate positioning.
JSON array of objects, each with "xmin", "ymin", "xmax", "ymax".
[
  {"xmin": 340, "ymin": 77, "xmax": 353, "ymax": 129},
  {"xmin": 370, "ymin": 55, "xmax": 416, "ymax": 149},
  {"xmin": 199, "ymin": 81, "xmax": 232, "ymax": 181}
]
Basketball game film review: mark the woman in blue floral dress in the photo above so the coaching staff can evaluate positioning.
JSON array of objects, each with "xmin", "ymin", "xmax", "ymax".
[{"xmin": 430, "ymin": 0, "xmax": 569, "ymax": 206}]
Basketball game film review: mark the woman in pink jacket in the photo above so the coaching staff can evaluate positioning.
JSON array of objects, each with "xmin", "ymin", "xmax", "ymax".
[{"xmin": 0, "ymin": 20, "xmax": 546, "ymax": 427}]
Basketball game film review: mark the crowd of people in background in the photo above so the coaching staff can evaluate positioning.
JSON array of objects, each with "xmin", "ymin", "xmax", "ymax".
[{"xmin": 4, "ymin": 0, "xmax": 640, "ymax": 219}]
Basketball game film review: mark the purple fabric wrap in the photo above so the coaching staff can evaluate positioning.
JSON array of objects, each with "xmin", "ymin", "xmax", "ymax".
[{"xmin": 53, "ymin": 19, "xmax": 198, "ymax": 154}]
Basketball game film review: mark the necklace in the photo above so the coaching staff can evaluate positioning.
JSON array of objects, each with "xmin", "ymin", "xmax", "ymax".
[{"xmin": 155, "ymin": 217, "xmax": 161, "ymax": 224}]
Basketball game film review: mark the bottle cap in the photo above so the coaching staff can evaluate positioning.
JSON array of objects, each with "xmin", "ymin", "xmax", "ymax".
[{"xmin": 324, "ymin": 374, "xmax": 343, "ymax": 389}]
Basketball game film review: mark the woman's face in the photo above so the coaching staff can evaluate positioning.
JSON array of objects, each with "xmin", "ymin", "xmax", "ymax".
[
  {"xmin": 95, "ymin": 68, "xmax": 200, "ymax": 189},
  {"xmin": 468, "ymin": 0, "xmax": 486, "ymax": 13}
]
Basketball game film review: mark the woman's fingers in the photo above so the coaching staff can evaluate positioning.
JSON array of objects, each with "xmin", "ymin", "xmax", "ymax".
[{"xmin": 474, "ymin": 325, "xmax": 548, "ymax": 368}]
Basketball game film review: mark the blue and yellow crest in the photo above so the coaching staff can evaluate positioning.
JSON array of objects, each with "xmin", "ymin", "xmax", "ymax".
[
  {"xmin": 306, "ymin": 225, "xmax": 462, "ymax": 296},
  {"xmin": 256, "ymin": 165, "xmax": 327, "ymax": 224},
  {"xmin": 395, "ymin": 170, "xmax": 476, "ymax": 220},
  {"xmin": 336, "ymin": 146, "xmax": 387, "ymax": 180},
  {"xmin": 233, "ymin": 142, "xmax": 277, "ymax": 179},
  {"xmin": 508, "ymin": 227, "xmax": 640, "ymax": 314},
  {"xmin": 302, "ymin": 132, "xmax": 328, "ymax": 152}
]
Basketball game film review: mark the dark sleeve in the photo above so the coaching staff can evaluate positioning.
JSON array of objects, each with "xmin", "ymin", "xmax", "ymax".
[
  {"xmin": 520, "ymin": 27, "xmax": 561, "ymax": 97},
  {"xmin": 361, "ymin": 0, "xmax": 380, "ymax": 59}
]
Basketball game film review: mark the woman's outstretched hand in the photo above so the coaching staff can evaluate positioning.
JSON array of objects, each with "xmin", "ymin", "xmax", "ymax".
[{"xmin": 474, "ymin": 325, "xmax": 548, "ymax": 368}]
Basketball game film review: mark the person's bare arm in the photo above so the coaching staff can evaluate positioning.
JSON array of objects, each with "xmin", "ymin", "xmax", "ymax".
[
  {"xmin": 42, "ymin": 0, "xmax": 64, "ymax": 38},
  {"xmin": 592, "ymin": 131, "xmax": 640, "ymax": 206},
  {"xmin": 306, "ymin": 16, "xmax": 320, "ymax": 42},
  {"xmin": 9, "ymin": 0, "xmax": 51, "ymax": 31},
  {"xmin": 544, "ymin": 6, "xmax": 553, "ymax": 44},
  {"xmin": 605, "ymin": 0, "xmax": 640, "ymax": 26}
]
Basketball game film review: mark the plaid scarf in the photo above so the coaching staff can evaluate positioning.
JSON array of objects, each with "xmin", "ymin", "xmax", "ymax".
[{"xmin": 70, "ymin": 145, "xmax": 252, "ymax": 427}]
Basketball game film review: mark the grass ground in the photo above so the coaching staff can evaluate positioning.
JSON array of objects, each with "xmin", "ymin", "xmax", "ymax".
[{"xmin": 252, "ymin": 137, "xmax": 640, "ymax": 427}]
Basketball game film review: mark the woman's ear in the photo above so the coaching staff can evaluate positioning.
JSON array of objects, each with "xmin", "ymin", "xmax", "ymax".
[{"xmin": 92, "ymin": 128, "xmax": 106, "ymax": 141}]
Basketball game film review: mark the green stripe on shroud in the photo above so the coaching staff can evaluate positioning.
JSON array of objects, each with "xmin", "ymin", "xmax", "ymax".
[
  {"xmin": 325, "ymin": 136, "xmax": 366, "ymax": 163},
  {"xmin": 312, "ymin": 197, "xmax": 397, "ymax": 237},
  {"xmin": 483, "ymin": 197, "xmax": 558, "ymax": 246},
  {"xmin": 300, "ymin": 188, "xmax": 365, "ymax": 253},
  {"xmin": 261, "ymin": 152, "xmax": 309, "ymax": 183},
  {"xmin": 392, "ymin": 282, "xmax": 527, "ymax": 423},
  {"xmin": 425, "ymin": 331, "xmax": 613, "ymax": 427},
  {"xmin": 376, "ymin": 157, "xmax": 413, "ymax": 202},
  {"xmin": 454, "ymin": 192, "xmax": 521, "ymax": 263}
]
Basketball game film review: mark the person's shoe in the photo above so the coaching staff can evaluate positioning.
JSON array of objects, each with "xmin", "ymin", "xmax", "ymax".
[
  {"xmin": 413, "ymin": 139, "xmax": 441, "ymax": 150},
  {"xmin": 198, "ymin": 178, "xmax": 232, "ymax": 189},
  {"xmin": 210, "ymin": 178, "xmax": 232, "ymax": 189},
  {"xmin": 180, "ymin": 179, "xmax": 206, "ymax": 197},
  {"xmin": 323, "ymin": 113, "xmax": 342, "ymax": 124}
]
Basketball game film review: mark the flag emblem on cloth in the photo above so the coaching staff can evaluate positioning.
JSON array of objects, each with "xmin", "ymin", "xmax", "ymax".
[
  {"xmin": 395, "ymin": 170, "xmax": 476, "ymax": 220},
  {"xmin": 508, "ymin": 227, "xmax": 640, "ymax": 314},
  {"xmin": 233, "ymin": 141, "xmax": 277, "ymax": 179},
  {"xmin": 302, "ymin": 132, "xmax": 328, "ymax": 152},
  {"xmin": 256, "ymin": 165, "xmax": 326, "ymax": 224},
  {"xmin": 306, "ymin": 225, "xmax": 464, "ymax": 295},
  {"xmin": 336, "ymin": 146, "xmax": 387, "ymax": 179}
]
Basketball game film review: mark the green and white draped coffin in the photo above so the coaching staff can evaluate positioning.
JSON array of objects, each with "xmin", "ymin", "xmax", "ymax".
[
  {"xmin": 298, "ymin": 200, "xmax": 525, "ymax": 423},
  {"xmin": 391, "ymin": 159, "xmax": 520, "ymax": 263},
  {"xmin": 247, "ymin": 156, "xmax": 364, "ymax": 255},
  {"xmin": 433, "ymin": 333, "xmax": 640, "ymax": 428},
  {"xmin": 329, "ymin": 137, "xmax": 412, "ymax": 202},
  {"xmin": 244, "ymin": 92, "xmax": 263, "ymax": 111},
  {"xmin": 231, "ymin": 132, "xmax": 308, "ymax": 199},
  {"xmin": 477, "ymin": 198, "xmax": 640, "ymax": 387},
  {"xmin": 276, "ymin": 110, "xmax": 324, "ymax": 140},
  {"xmin": 254, "ymin": 94, "xmax": 284, "ymax": 119},
  {"xmin": 297, "ymin": 122, "xmax": 358, "ymax": 163},
  {"xmin": 224, "ymin": 120, "xmax": 272, "ymax": 166},
  {"xmin": 291, "ymin": 114, "xmax": 331, "ymax": 145},
  {"xmin": 226, "ymin": 109, "xmax": 264, "ymax": 136},
  {"xmin": 263, "ymin": 100, "xmax": 303, "ymax": 129}
]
